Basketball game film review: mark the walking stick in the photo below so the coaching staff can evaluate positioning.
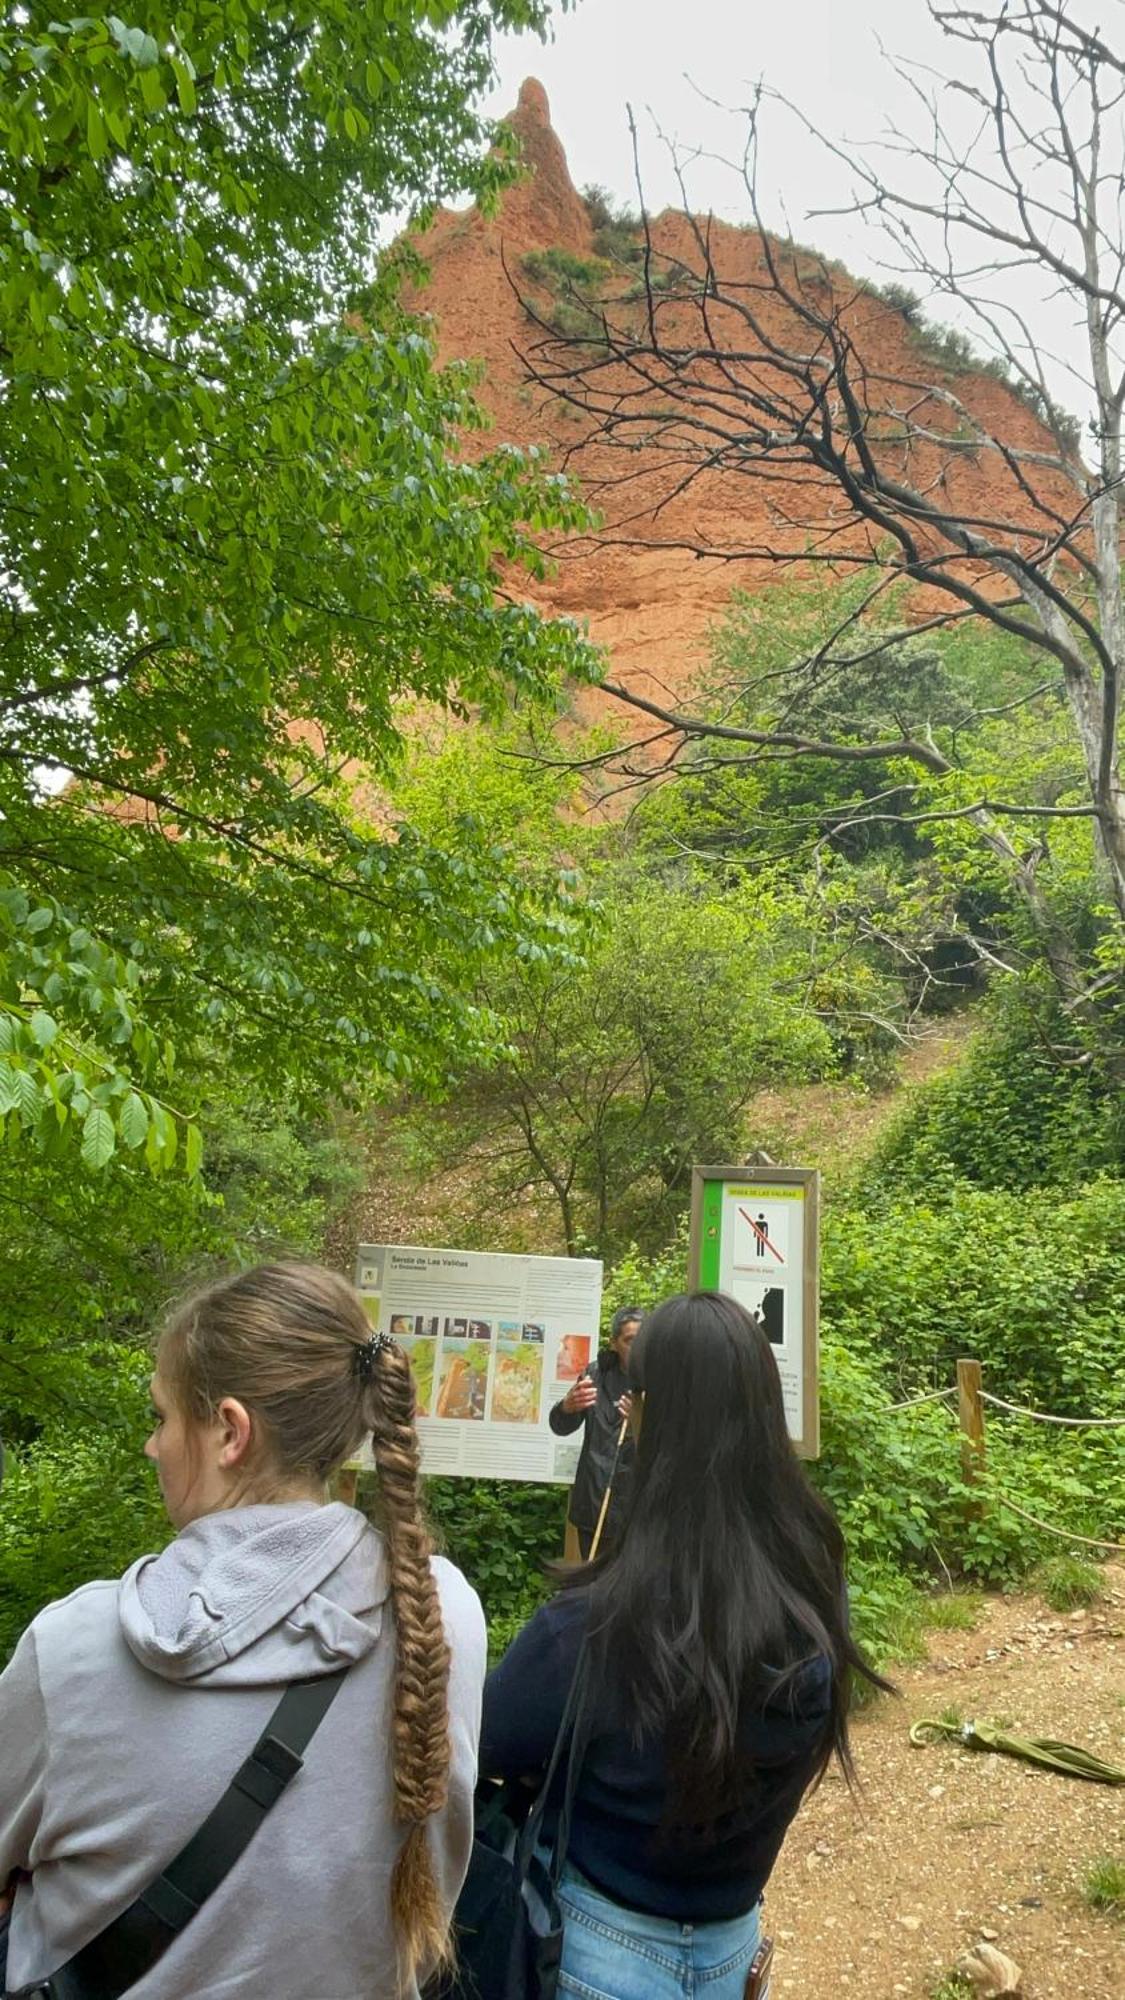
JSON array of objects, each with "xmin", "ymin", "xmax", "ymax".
[{"xmin": 587, "ymin": 1412, "xmax": 629, "ymax": 1562}]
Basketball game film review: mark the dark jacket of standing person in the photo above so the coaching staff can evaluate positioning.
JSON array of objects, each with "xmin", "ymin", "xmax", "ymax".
[
  {"xmin": 483, "ymin": 1292, "xmax": 887, "ymax": 2000},
  {"xmin": 548, "ymin": 1308, "xmax": 640, "ymax": 1544}
]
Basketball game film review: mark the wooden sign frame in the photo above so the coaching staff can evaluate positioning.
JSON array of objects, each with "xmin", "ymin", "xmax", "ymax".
[{"xmin": 688, "ymin": 1163, "xmax": 820, "ymax": 1458}]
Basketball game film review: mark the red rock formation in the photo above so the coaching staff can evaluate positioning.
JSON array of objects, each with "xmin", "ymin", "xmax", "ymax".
[{"xmin": 414, "ymin": 80, "xmax": 1071, "ymax": 705}]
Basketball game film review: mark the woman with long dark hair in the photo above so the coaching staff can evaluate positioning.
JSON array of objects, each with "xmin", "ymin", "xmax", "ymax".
[{"xmin": 481, "ymin": 1291, "xmax": 885, "ymax": 1999}]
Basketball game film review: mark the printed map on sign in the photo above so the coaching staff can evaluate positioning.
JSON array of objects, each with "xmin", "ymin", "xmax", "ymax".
[{"xmin": 354, "ymin": 1243, "xmax": 602, "ymax": 1484}]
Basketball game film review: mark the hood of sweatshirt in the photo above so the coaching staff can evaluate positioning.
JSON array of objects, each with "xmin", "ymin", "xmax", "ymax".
[{"xmin": 118, "ymin": 1501, "xmax": 387, "ymax": 1686}]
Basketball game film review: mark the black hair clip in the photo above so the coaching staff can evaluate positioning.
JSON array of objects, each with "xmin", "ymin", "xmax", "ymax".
[{"xmin": 352, "ymin": 1331, "xmax": 396, "ymax": 1382}]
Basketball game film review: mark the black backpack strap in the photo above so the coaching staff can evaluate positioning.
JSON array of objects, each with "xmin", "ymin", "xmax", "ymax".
[
  {"xmin": 40, "ymin": 1671, "xmax": 349, "ymax": 2000},
  {"xmin": 514, "ymin": 1633, "xmax": 592, "ymax": 1886},
  {"xmin": 550, "ymin": 1654, "xmax": 595, "ymax": 1888}
]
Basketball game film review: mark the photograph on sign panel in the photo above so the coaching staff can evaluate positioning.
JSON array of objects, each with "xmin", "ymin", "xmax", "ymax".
[
  {"xmin": 555, "ymin": 1332, "xmax": 591, "ymax": 1381},
  {"xmin": 490, "ymin": 1343, "xmax": 544, "ymax": 1424},
  {"xmin": 435, "ymin": 1340, "xmax": 490, "ymax": 1420},
  {"xmin": 399, "ymin": 1336, "xmax": 437, "ymax": 1417}
]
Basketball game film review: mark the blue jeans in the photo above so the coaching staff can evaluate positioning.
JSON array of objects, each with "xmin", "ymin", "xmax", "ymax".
[{"xmin": 558, "ymin": 1863, "xmax": 761, "ymax": 1999}]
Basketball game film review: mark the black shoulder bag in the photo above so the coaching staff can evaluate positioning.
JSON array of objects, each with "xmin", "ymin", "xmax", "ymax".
[
  {"xmin": 4, "ymin": 1669, "xmax": 349, "ymax": 2000},
  {"xmin": 426, "ymin": 1643, "xmax": 592, "ymax": 2000}
]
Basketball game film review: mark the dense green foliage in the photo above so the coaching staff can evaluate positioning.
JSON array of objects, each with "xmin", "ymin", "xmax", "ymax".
[
  {"xmin": 3, "ymin": 10, "xmax": 1123, "ymax": 1696},
  {"xmin": 0, "ymin": 0, "xmax": 596, "ymax": 1174},
  {"xmin": 824, "ymin": 1178, "xmax": 1125, "ymax": 1417},
  {"xmin": 0, "ymin": 1083, "xmax": 364, "ymax": 1654},
  {"xmin": 387, "ymin": 728, "xmax": 896, "ymax": 1254},
  {"xmin": 868, "ymin": 995, "xmax": 1125, "ymax": 1193}
]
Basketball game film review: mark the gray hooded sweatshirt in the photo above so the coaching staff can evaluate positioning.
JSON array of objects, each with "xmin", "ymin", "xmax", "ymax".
[{"xmin": 0, "ymin": 1501, "xmax": 486, "ymax": 1999}]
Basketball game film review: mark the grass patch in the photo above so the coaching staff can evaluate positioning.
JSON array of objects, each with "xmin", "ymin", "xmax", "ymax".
[
  {"xmin": 582, "ymin": 184, "xmax": 644, "ymax": 264},
  {"xmin": 931, "ymin": 1975, "xmax": 974, "ymax": 2000},
  {"xmin": 1083, "ymin": 1857, "xmax": 1125, "ymax": 1917},
  {"xmin": 522, "ymin": 248, "xmax": 610, "ymax": 290},
  {"xmin": 921, "ymin": 1590, "xmax": 983, "ymax": 1632},
  {"xmin": 1035, "ymin": 1555, "xmax": 1106, "ymax": 1612}
]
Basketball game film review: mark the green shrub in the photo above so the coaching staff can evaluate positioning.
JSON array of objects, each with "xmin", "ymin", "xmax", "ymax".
[
  {"xmin": 0, "ymin": 1396, "xmax": 168, "ymax": 1660},
  {"xmin": 1083, "ymin": 1857, "xmax": 1125, "ymax": 1917},
  {"xmin": 581, "ymin": 185, "xmax": 643, "ymax": 264},
  {"xmin": 822, "ymin": 1178, "xmax": 1125, "ymax": 1418},
  {"xmin": 869, "ymin": 281, "xmax": 924, "ymax": 326},
  {"xmin": 623, "ymin": 266, "xmax": 682, "ymax": 301},
  {"xmin": 921, "ymin": 1590, "xmax": 983, "ymax": 1632},
  {"xmin": 580, "ymin": 185, "xmax": 623, "ymax": 233},
  {"xmin": 846, "ymin": 1566, "xmax": 928, "ymax": 1677},
  {"xmin": 425, "ymin": 1477, "xmax": 567, "ymax": 1660},
  {"xmin": 521, "ymin": 248, "xmax": 610, "ymax": 291},
  {"xmin": 866, "ymin": 1011, "xmax": 1125, "ymax": 1194},
  {"xmin": 1035, "ymin": 1555, "xmax": 1106, "ymax": 1611}
]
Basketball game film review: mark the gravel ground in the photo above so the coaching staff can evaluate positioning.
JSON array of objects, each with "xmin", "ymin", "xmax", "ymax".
[{"xmin": 764, "ymin": 1565, "xmax": 1125, "ymax": 1999}]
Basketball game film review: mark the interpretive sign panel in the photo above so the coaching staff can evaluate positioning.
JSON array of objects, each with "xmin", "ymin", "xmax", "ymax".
[
  {"xmin": 687, "ymin": 1166, "xmax": 820, "ymax": 1457},
  {"xmin": 354, "ymin": 1243, "xmax": 603, "ymax": 1483}
]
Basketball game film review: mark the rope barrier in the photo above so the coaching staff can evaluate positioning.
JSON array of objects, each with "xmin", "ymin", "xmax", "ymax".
[
  {"xmin": 868, "ymin": 1367, "xmax": 1124, "ymax": 1556},
  {"xmin": 990, "ymin": 1490, "xmax": 1125, "ymax": 1556},
  {"xmin": 978, "ymin": 1390, "xmax": 1125, "ymax": 1429},
  {"xmin": 883, "ymin": 1386, "xmax": 957, "ymax": 1413}
]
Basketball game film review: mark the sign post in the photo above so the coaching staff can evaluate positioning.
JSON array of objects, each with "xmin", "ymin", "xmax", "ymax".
[{"xmin": 688, "ymin": 1165, "xmax": 820, "ymax": 1457}]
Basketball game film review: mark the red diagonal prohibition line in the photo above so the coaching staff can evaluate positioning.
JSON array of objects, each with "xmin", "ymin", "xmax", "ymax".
[{"xmin": 739, "ymin": 1206, "xmax": 784, "ymax": 1263}]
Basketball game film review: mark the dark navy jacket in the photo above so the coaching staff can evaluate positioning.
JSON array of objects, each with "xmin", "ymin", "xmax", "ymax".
[
  {"xmin": 548, "ymin": 1352, "xmax": 634, "ymax": 1535},
  {"xmin": 480, "ymin": 1590, "xmax": 833, "ymax": 1922}
]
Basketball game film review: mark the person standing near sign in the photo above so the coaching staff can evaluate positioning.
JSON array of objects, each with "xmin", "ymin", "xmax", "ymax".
[{"xmin": 549, "ymin": 1305, "xmax": 642, "ymax": 1559}]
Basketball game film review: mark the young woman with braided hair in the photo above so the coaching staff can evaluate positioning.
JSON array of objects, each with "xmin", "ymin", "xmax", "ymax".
[{"xmin": 0, "ymin": 1263, "xmax": 485, "ymax": 2000}]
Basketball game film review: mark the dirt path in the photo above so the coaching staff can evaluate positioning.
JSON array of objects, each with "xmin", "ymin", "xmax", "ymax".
[{"xmin": 765, "ymin": 1566, "xmax": 1125, "ymax": 1999}]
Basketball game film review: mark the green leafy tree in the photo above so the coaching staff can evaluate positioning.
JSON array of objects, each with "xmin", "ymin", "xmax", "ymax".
[
  {"xmin": 0, "ymin": 1082, "xmax": 366, "ymax": 1653},
  {"xmin": 0, "ymin": 1, "xmax": 596, "ymax": 1173},
  {"xmin": 619, "ymin": 568, "xmax": 1114, "ymax": 1058},
  {"xmin": 386, "ymin": 723, "xmax": 906, "ymax": 1254},
  {"xmin": 401, "ymin": 871, "xmax": 838, "ymax": 1256},
  {"xmin": 0, "ymin": 1085, "xmax": 363, "ymax": 1436}
]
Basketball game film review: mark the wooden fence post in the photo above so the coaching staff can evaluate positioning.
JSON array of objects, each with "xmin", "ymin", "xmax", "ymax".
[{"xmin": 956, "ymin": 1358, "xmax": 986, "ymax": 1487}]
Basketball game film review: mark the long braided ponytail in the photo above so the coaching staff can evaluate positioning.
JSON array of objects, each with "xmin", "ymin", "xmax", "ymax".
[
  {"xmin": 158, "ymin": 1263, "xmax": 455, "ymax": 1980},
  {"xmin": 363, "ymin": 1342, "xmax": 452, "ymax": 1977}
]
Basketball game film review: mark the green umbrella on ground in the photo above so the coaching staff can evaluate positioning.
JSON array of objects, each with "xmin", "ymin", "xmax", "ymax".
[{"xmin": 910, "ymin": 1716, "xmax": 1125, "ymax": 1782}]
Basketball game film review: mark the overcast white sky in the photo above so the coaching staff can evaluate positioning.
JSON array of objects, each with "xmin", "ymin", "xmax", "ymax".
[
  {"xmin": 474, "ymin": 0, "xmax": 1117, "ymax": 425},
  {"xmin": 482, "ymin": 0, "xmax": 934, "ymax": 241}
]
